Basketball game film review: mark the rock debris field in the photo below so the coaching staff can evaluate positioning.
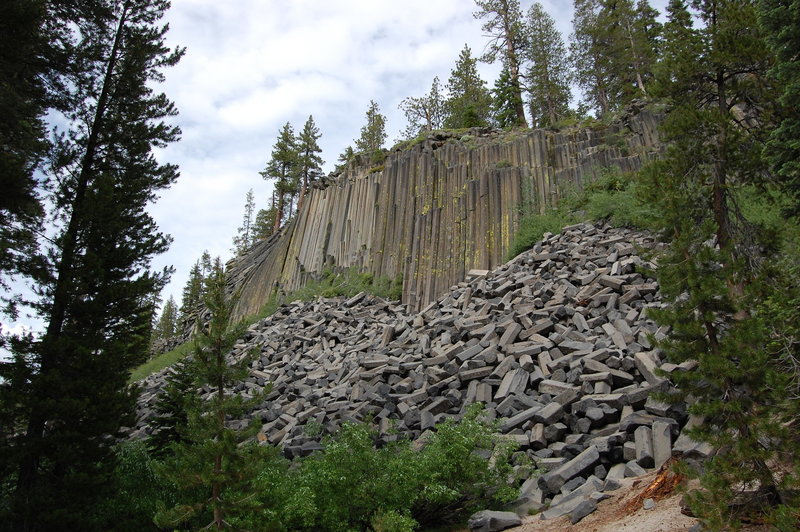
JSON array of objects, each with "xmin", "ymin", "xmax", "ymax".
[{"xmin": 133, "ymin": 222, "xmax": 711, "ymax": 525}]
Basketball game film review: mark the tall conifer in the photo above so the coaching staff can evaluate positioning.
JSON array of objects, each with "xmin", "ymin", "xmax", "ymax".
[
  {"xmin": 232, "ymin": 189, "xmax": 256, "ymax": 255},
  {"xmin": 355, "ymin": 100, "xmax": 387, "ymax": 159},
  {"xmin": 760, "ymin": 0, "xmax": 800, "ymax": 218},
  {"xmin": 260, "ymin": 122, "xmax": 299, "ymax": 233},
  {"xmin": 524, "ymin": 3, "xmax": 572, "ymax": 127},
  {"xmin": 639, "ymin": 1, "xmax": 790, "ymax": 525},
  {"xmin": 296, "ymin": 115, "xmax": 324, "ymax": 212},
  {"xmin": 444, "ymin": 45, "xmax": 493, "ymax": 129},
  {"xmin": 474, "ymin": 0, "xmax": 529, "ymax": 127},
  {"xmin": 4, "ymin": 1, "xmax": 183, "ymax": 529},
  {"xmin": 154, "ymin": 259, "xmax": 267, "ymax": 530}
]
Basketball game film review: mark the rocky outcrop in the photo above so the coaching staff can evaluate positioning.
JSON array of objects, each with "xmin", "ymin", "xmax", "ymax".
[
  {"xmin": 134, "ymin": 221, "xmax": 705, "ymax": 525},
  {"xmin": 227, "ymin": 108, "xmax": 662, "ymax": 322}
]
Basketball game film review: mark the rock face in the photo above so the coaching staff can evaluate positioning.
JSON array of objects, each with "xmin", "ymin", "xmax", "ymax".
[
  {"xmin": 227, "ymin": 109, "xmax": 662, "ymax": 321},
  {"xmin": 134, "ymin": 221, "xmax": 703, "ymax": 525}
]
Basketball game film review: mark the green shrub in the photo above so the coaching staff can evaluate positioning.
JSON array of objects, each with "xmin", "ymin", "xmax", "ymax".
[
  {"xmin": 371, "ymin": 510, "xmax": 417, "ymax": 532},
  {"xmin": 507, "ymin": 209, "xmax": 574, "ymax": 259},
  {"xmin": 92, "ymin": 441, "xmax": 178, "ymax": 531},
  {"xmin": 245, "ymin": 405, "xmax": 518, "ymax": 531}
]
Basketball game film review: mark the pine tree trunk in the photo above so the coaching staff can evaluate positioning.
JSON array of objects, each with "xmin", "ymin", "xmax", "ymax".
[
  {"xmin": 273, "ymin": 182, "xmax": 284, "ymax": 234},
  {"xmin": 13, "ymin": 5, "xmax": 130, "ymax": 529},
  {"xmin": 213, "ymin": 355, "xmax": 225, "ymax": 530},
  {"xmin": 501, "ymin": 13, "xmax": 528, "ymax": 128},
  {"xmin": 627, "ymin": 21, "xmax": 648, "ymax": 96}
]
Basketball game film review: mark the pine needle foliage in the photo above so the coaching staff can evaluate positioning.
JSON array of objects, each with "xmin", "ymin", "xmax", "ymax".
[
  {"xmin": 637, "ymin": 1, "xmax": 800, "ymax": 526},
  {"xmin": 154, "ymin": 258, "xmax": 270, "ymax": 530}
]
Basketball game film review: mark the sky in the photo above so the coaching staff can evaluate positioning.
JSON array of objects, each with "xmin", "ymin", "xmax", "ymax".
[{"xmin": 13, "ymin": 0, "xmax": 667, "ymax": 334}]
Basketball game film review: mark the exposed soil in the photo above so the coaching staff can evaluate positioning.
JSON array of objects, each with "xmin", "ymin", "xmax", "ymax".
[{"xmin": 509, "ymin": 469, "xmax": 772, "ymax": 532}]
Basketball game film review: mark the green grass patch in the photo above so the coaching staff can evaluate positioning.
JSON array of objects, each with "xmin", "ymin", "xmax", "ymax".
[
  {"xmin": 131, "ymin": 269, "xmax": 403, "ymax": 382},
  {"xmin": 129, "ymin": 341, "xmax": 192, "ymax": 383},
  {"xmin": 286, "ymin": 268, "xmax": 403, "ymax": 303},
  {"xmin": 507, "ymin": 166, "xmax": 662, "ymax": 260},
  {"xmin": 506, "ymin": 208, "xmax": 575, "ymax": 260}
]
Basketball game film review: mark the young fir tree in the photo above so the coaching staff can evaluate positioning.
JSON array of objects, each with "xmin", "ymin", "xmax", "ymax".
[
  {"xmin": 354, "ymin": 100, "xmax": 387, "ymax": 160},
  {"xmin": 335, "ymin": 145, "xmax": 356, "ymax": 174},
  {"xmin": 251, "ymin": 207, "xmax": 277, "ymax": 244},
  {"xmin": 759, "ymin": 0, "xmax": 800, "ymax": 219},
  {"xmin": 524, "ymin": 2, "xmax": 572, "ymax": 127},
  {"xmin": 491, "ymin": 66, "xmax": 524, "ymax": 128},
  {"xmin": 154, "ymin": 258, "xmax": 268, "ymax": 530},
  {"xmin": 296, "ymin": 115, "xmax": 324, "ymax": 212},
  {"xmin": 232, "ymin": 188, "xmax": 256, "ymax": 255},
  {"xmin": 474, "ymin": 0, "xmax": 529, "ymax": 127},
  {"xmin": 4, "ymin": 1, "xmax": 183, "ymax": 529},
  {"xmin": 152, "ymin": 295, "xmax": 179, "ymax": 346},
  {"xmin": 638, "ymin": 1, "xmax": 793, "ymax": 526},
  {"xmin": 179, "ymin": 259, "xmax": 205, "ymax": 326},
  {"xmin": 398, "ymin": 76, "xmax": 446, "ymax": 139},
  {"xmin": 147, "ymin": 358, "xmax": 197, "ymax": 459},
  {"xmin": 444, "ymin": 45, "xmax": 493, "ymax": 129},
  {"xmin": 260, "ymin": 122, "xmax": 299, "ymax": 234}
]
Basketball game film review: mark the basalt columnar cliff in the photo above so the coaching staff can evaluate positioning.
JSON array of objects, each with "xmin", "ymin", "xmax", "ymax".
[{"xmin": 226, "ymin": 106, "xmax": 662, "ymax": 322}]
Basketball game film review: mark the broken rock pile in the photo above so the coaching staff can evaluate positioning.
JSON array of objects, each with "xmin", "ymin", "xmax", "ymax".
[{"xmin": 134, "ymin": 222, "xmax": 707, "ymax": 524}]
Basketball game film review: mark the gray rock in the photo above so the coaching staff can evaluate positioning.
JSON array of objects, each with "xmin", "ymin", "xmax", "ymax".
[
  {"xmin": 569, "ymin": 499, "xmax": 598, "ymax": 524},
  {"xmin": 652, "ymin": 420, "xmax": 672, "ymax": 467},
  {"xmin": 634, "ymin": 425, "xmax": 655, "ymax": 468},
  {"xmin": 624, "ymin": 460, "xmax": 648, "ymax": 478},
  {"xmin": 538, "ymin": 445, "xmax": 600, "ymax": 495},
  {"xmin": 468, "ymin": 510, "xmax": 521, "ymax": 532}
]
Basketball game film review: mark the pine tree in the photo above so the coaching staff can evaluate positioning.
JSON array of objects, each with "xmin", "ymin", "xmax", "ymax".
[
  {"xmin": 354, "ymin": 100, "xmax": 387, "ymax": 159},
  {"xmin": 474, "ymin": 0, "xmax": 529, "ymax": 127},
  {"xmin": 152, "ymin": 295, "xmax": 178, "ymax": 345},
  {"xmin": 232, "ymin": 189, "xmax": 256, "ymax": 255},
  {"xmin": 0, "ymin": 0, "xmax": 48, "ymax": 318},
  {"xmin": 147, "ymin": 358, "xmax": 197, "ymax": 458},
  {"xmin": 759, "ymin": 0, "xmax": 800, "ymax": 218},
  {"xmin": 335, "ymin": 145, "xmax": 356, "ymax": 174},
  {"xmin": 399, "ymin": 77, "xmax": 446, "ymax": 139},
  {"xmin": 572, "ymin": 0, "xmax": 660, "ymax": 114},
  {"xmin": 444, "ymin": 45, "xmax": 493, "ymax": 129},
  {"xmin": 4, "ymin": 1, "xmax": 183, "ymax": 529},
  {"xmin": 570, "ymin": 0, "xmax": 614, "ymax": 116},
  {"xmin": 154, "ymin": 258, "xmax": 268, "ymax": 530},
  {"xmin": 296, "ymin": 115, "xmax": 324, "ymax": 212},
  {"xmin": 652, "ymin": 0, "xmax": 700, "ymax": 97},
  {"xmin": 638, "ymin": 1, "xmax": 788, "ymax": 526},
  {"xmin": 251, "ymin": 207, "xmax": 276, "ymax": 244},
  {"xmin": 491, "ymin": 66, "xmax": 523, "ymax": 128},
  {"xmin": 179, "ymin": 258, "xmax": 204, "ymax": 328},
  {"xmin": 524, "ymin": 2, "xmax": 572, "ymax": 127},
  {"xmin": 260, "ymin": 122, "xmax": 299, "ymax": 233}
]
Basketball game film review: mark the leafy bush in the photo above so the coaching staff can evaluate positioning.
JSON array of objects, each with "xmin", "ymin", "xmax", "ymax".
[
  {"xmin": 244, "ymin": 405, "xmax": 518, "ymax": 531},
  {"xmin": 92, "ymin": 441, "xmax": 178, "ymax": 531}
]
